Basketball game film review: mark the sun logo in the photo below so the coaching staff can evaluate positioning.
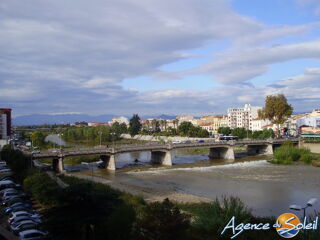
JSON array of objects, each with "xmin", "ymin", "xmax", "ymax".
[{"xmin": 276, "ymin": 213, "xmax": 301, "ymax": 238}]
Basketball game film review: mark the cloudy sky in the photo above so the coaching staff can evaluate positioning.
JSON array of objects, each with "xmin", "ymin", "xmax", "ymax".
[{"xmin": 1, "ymin": 0, "xmax": 320, "ymax": 117}]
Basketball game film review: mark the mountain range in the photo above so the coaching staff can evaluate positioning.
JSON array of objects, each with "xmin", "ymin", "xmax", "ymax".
[{"xmin": 13, "ymin": 113, "xmax": 177, "ymax": 126}]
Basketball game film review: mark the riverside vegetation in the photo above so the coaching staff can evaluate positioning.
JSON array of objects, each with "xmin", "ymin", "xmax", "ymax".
[{"xmin": 272, "ymin": 141, "xmax": 320, "ymax": 166}]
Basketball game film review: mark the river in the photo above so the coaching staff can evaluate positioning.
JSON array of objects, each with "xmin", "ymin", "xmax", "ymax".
[{"xmin": 61, "ymin": 139, "xmax": 320, "ymax": 217}]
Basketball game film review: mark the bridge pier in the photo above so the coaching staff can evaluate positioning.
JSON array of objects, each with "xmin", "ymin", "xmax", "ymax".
[
  {"xmin": 100, "ymin": 154, "xmax": 117, "ymax": 170},
  {"xmin": 209, "ymin": 147, "xmax": 235, "ymax": 161},
  {"xmin": 247, "ymin": 144, "xmax": 273, "ymax": 155},
  {"xmin": 151, "ymin": 150, "xmax": 173, "ymax": 166},
  {"xmin": 52, "ymin": 157, "xmax": 66, "ymax": 173}
]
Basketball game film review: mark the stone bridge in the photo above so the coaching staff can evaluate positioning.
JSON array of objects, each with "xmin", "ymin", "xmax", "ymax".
[{"xmin": 27, "ymin": 138, "xmax": 299, "ymax": 173}]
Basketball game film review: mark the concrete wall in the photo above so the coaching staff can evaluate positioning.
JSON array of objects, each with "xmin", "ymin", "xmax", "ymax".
[{"xmin": 121, "ymin": 134, "xmax": 211, "ymax": 142}]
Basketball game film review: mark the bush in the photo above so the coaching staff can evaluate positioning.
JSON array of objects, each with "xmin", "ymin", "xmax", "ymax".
[
  {"xmin": 134, "ymin": 198, "xmax": 191, "ymax": 240},
  {"xmin": 273, "ymin": 143, "xmax": 313, "ymax": 165},
  {"xmin": 23, "ymin": 172, "xmax": 61, "ymax": 206},
  {"xmin": 181, "ymin": 197, "xmax": 251, "ymax": 240}
]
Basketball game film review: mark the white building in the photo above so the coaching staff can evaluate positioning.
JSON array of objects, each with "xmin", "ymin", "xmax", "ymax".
[
  {"xmin": 296, "ymin": 114, "xmax": 320, "ymax": 129},
  {"xmin": 251, "ymin": 118, "xmax": 272, "ymax": 131},
  {"xmin": 176, "ymin": 115, "xmax": 194, "ymax": 124},
  {"xmin": 227, "ymin": 104, "xmax": 262, "ymax": 130}
]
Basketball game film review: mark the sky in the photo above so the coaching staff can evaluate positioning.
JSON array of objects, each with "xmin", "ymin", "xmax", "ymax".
[{"xmin": 1, "ymin": 0, "xmax": 320, "ymax": 117}]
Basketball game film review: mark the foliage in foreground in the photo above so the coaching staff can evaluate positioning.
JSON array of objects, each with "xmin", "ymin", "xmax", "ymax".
[
  {"xmin": 0, "ymin": 144, "xmax": 31, "ymax": 182},
  {"xmin": 23, "ymin": 173, "xmax": 320, "ymax": 240}
]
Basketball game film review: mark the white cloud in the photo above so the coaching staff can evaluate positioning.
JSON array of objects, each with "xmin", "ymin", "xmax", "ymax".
[
  {"xmin": 296, "ymin": 0, "xmax": 320, "ymax": 16},
  {"xmin": 187, "ymin": 40, "xmax": 320, "ymax": 84}
]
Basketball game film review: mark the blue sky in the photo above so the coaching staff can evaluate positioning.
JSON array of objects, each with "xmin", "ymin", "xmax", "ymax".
[{"xmin": 1, "ymin": 0, "xmax": 320, "ymax": 117}]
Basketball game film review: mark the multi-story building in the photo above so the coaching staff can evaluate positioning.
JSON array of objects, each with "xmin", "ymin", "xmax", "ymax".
[
  {"xmin": 0, "ymin": 108, "xmax": 11, "ymax": 140},
  {"xmin": 227, "ymin": 104, "xmax": 262, "ymax": 130}
]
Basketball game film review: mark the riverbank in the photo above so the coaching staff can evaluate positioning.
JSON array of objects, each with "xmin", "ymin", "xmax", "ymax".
[{"xmin": 66, "ymin": 171, "xmax": 212, "ymax": 204}]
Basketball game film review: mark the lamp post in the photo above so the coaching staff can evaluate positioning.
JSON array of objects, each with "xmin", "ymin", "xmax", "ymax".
[
  {"xmin": 98, "ymin": 131, "xmax": 102, "ymax": 148},
  {"xmin": 58, "ymin": 133, "xmax": 63, "ymax": 151},
  {"xmin": 110, "ymin": 132, "xmax": 116, "ymax": 148},
  {"xmin": 289, "ymin": 198, "xmax": 317, "ymax": 240}
]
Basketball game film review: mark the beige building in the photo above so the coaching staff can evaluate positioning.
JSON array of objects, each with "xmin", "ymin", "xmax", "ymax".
[{"xmin": 197, "ymin": 115, "xmax": 228, "ymax": 134}]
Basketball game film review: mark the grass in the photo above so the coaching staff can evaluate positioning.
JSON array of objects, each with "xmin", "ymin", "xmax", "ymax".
[{"xmin": 179, "ymin": 148, "xmax": 209, "ymax": 155}]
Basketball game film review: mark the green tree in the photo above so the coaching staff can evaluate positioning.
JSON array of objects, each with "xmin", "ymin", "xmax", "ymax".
[
  {"xmin": 42, "ymin": 182, "xmax": 119, "ymax": 240},
  {"xmin": 129, "ymin": 114, "xmax": 142, "ymax": 136},
  {"xmin": 151, "ymin": 119, "xmax": 161, "ymax": 133},
  {"xmin": 231, "ymin": 128, "xmax": 251, "ymax": 139},
  {"xmin": 218, "ymin": 127, "xmax": 231, "ymax": 136},
  {"xmin": 259, "ymin": 94, "xmax": 293, "ymax": 136},
  {"xmin": 30, "ymin": 131, "xmax": 46, "ymax": 148},
  {"xmin": 134, "ymin": 198, "xmax": 191, "ymax": 240},
  {"xmin": 178, "ymin": 122, "xmax": 193, "ymax": 136},
  {"xmin": 1, "ymin": 145, "xmax": 31, "ymax": 182}
]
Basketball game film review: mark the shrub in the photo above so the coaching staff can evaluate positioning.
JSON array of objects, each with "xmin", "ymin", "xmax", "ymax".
[
  {"xmin": 23, "ymin": 172, "xmax": 60, "ymax": 206},
  {"xmin": 273, "ymin": 144, "xmax": 313, "ymax": 165},
  {"xmin": 134, "ymin": 198, "xmax": 191, "ymax": 240}
]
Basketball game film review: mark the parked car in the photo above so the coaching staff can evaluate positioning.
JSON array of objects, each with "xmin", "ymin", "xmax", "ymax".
[
  {"xmin": 11, "ymin": 216, "xmax": 41, "ymax": 227},
  {"xmin": 9, "ymin": 211, "xmax": 41, "ymax": 224},
  {"xmin": 172, "ymin": 140, "xmax": 182, "ymax": 144},
  {"xmin": 2, "ymin": 191, "xmax": 26, "ymax": 200},
  {"xmin": 11, "ymin": 221, "xmax": 39, "ymax": 235},
  {"xmin": 0, "ymin": 180, "xmax": 20, "ymax": 190},
  {"xmin": 31, "ymin": 149, "xmax": 41, "ymax": 154},
  {"xmin": 0, "ymin": 169, "xmax": 12, "ymax": 173},
  {"xmin": 0, "ymin": 175, "xmax": 13, "ymax": 181},
  {"xmin": 2, "ymin": 197, "xmax": 24, "ymax": 206},
  {"xmin": 0, "ymin": 188, "xmax": 19, "ymax": 197},
  {"xmin": 19, "ymin": 229, "xmax": 48, "ymax": 240},
  {"xmin": 4, "ymin": 205, "xmax": 34, "ymax": 215},
  {"xmin": 197, "ymin": 140, "xmax": 205, "ymax": 143}
]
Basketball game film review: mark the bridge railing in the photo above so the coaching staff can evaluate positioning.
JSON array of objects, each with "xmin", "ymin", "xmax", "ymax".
[{"xmin": 30, "ymin": 138, "xmax": 300, "ymax": 157}]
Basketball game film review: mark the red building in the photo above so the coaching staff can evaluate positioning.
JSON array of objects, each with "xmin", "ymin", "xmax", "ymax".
[{"xmin": 0, "ymin": 108, "xmax": 12, "ymax": 139}]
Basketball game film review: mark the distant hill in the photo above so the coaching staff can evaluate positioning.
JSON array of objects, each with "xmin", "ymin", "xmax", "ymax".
[
  {"xmin": 13, "ymin": 114, "xmax": 117, "ymax": 126},
  {"xmin": 13, "ymin": 113, "xmax": 177, "ymax": 126}
]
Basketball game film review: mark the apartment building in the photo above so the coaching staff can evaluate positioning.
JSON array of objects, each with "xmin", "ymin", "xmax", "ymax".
[{"xmin": 227, "ymin": 104, "xmax": 262, "ymax": 130}]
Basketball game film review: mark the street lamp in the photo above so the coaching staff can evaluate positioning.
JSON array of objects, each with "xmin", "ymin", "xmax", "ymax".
[
  {"xmin": 110, "ymin": 132, "xmax": 116, "ymax": 148},
  {"xmin": 58, "ymin": 133, "xmax": 63, "ymax": 151},
  {"xmin": 289, "ymin": 198, "xmax": 317, "ymax": 240},
  {"xmin": 98, "ymin": 131, "xmax": 102, "ymax": 148}
]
